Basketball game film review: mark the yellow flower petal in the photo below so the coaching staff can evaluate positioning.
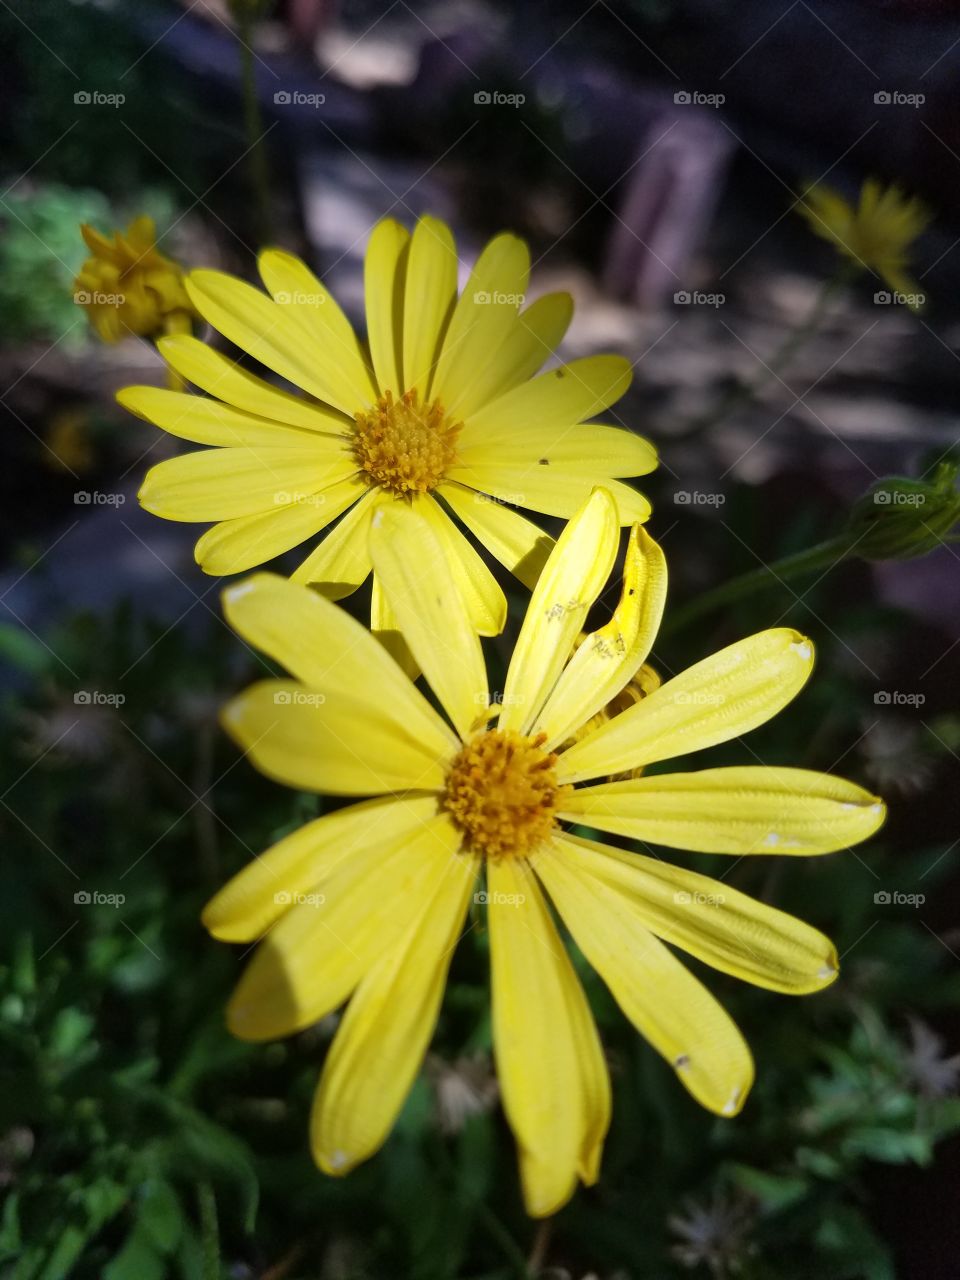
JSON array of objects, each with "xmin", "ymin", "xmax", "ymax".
[
  {"xmin": 364, "ymin": 218, "xmax": 410, "ymax": 396},
  {"xmin": 419, "ymin": 494, "xmax": 506, "ymax": 636},
  {"xmin": 258, "ymin": 248, "xmax": 378, "ymax": 407},
  {"xmin": 488, "ymin": 858, "xmax": 610, "ymax": 1217},
  {"xmin": 459, "ymin": 291, "xmax": 574, "ymax": 414},
  {"xmin": 533, "ymin": 841, "xmax": 754, "ymax": 1117},
  {"xmin": 499, "ymin": 488, "xmax": 619, "ymax": 734},
  {"xmin": 535, "ymin": 524, "xmax": 667, "ymax": 749},
  {"xmin": 461, "ymin": 354, "xmax": 632, "ymax": 439},
  {"xmin": 157, "ymin": 333, "xmax": 350, "ymax": 433},
  {"xmin": 290, "ymin": 487, "xmax": 379, "ymax": 595},
  {"xmin": 225, "ymin": 812, "xmax": 461, "ymax": 1040},
  {"xmin": 118, "ymin": 385, "xmax": 345, "ymax": 448},
  {"xmin": 437, "ymin": 481, "xmax": 553, "ymax": 591},
  {"xmin": 221, "ymin": 570, "xmax": 455, "ymax": 754},
  {"xmin": 311, "ymin": 848, "xmax": 478, "ymax": 1174},
  {"xmin": 561, "ymin": 766, "xmax": 886, "ymax": 855},
  {"xmin": 202, "ymin": 793, "xmax": 439, "ymax": 942},
  {"xmin": 447, "ymin": 465, "xmax": 651, "ymax": 523},
  {"xmin": 558, "ymin": 834, "xmax": 839, "ymax": 995},
  {"xmin": 457, "ymin": 421, "xmax": 657, "ymax": 478},
  {"xmin": 369, "ymin": 502, "xmax": 487, "ymax": 738},
  {"xmin": 432, "ymin": 233, "xmax": 530, "ymax": 416},
  {"xmin": 195, "ymin": 476, "xmax": 367, "ymax": 575},
  {"xmin": 558, "ymin": 629, "xmax": 816, "ymax": 784},
  {"xmin": 370, "ymin": 573, "xmax": 419, "ymax": 678},
  {"xmin": 139, "ymin": 447, "xmax": 357, "ymax": 522},
  {"xmin": 185, "ymin": 269, "xmax": 361, "ymax": 415},
  {"xmin": 402, "ymin": 216, "xmax": 458, "ymax": 399},
  {"xmin": 221, "ymin": 678, "xmax": 449, "ymax": 795}
]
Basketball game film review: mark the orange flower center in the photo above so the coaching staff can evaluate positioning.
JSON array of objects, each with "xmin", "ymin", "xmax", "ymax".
[
  {"xmin": 353, "ymin": 389, "xmax": 461, "ymax": 496},
  {"xmin": 441, "ymin": 729, "xmax": 571, "ymax": 859}
]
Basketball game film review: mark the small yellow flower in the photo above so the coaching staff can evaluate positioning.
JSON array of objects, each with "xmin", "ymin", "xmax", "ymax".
[
  {"xmin": 75, "ymin": 216, "xmax": 196, "ymax": 344},
  {"xmin": 204, "ymin": 489, "xmax": 885, "ymax": 1218},
  {"xmin": 798, "ymin": 178, "xmax": 930, "ymax": 306},
  {"xmin": 116, "ymin": 216, "xmax": 656, "ymax": 643}
]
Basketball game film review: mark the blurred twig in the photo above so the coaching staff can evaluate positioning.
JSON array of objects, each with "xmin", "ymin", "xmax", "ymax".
[
  {"xmin": 661, "ymin": 535, "xmax": 852, "ymax": 638},
  {"xmin": 235, "ymin": 6, "xmax": 274, "ymax": 243}
]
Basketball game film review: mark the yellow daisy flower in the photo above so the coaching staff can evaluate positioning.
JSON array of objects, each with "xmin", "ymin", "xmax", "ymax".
[
  {"xmin": 204, "ymin": 489, "xmax": 885, "ymax": 1216},
  {"xmin": 116, "ymin": 216, "xmax": 656, "ymax": 642},
  {"xmin": 75, "ymin": 216, "xmax": 197, "ymax": 343},
  {"xmin": 798, "ymin": 178, "xmax": 930, "ymax": 305}
]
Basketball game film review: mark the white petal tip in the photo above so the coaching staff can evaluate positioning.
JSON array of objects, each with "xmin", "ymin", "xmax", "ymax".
[
  {"xmin": 817, "ymin": 964, "xmax": 838, "ymax": 981},
  {"xmin": 791, "ymin": 641, "xmax": 813, "ymax": 661},
  {"xmin": 326, "ymin": 1150, "xmax": 350, "ymax": 1170},
  {"xmin": 721, "ymin": 1088, "xmax": 743, "ymax": 1116},
  {"xmin": 224, "ymin": 582, "xmax": 257, "ymax": 603}
]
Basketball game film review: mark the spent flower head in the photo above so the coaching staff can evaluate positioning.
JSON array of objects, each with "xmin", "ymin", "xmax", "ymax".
[{"xmin": 75, "ymin": 216, "xmax": 197, "ymax": 344}]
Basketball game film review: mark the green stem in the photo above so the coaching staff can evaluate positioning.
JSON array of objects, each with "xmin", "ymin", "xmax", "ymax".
[
  {"xmin": 683, "ymin": 267, "xmax": 852, "ymax": 436},
  {"xmin": 197, "ymin": 1181, "xmax": 220, "ymax": 1280},
  {"xmin": 476, "ymin": 1204, "xmax": 535, "ymax": 1279},
  {"xmin": 661, "ymin": 534, "xmax": 853, "ymax": 639},
  {"xmin": 237, "ymin": 11, "xmax": 273, "ymax": 244}
]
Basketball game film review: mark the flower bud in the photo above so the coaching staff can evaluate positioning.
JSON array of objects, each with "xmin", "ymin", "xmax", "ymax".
[
  {"xmin": 74, "ymin": 217, "xmax": 196, "ymax": 345},
  {"xmin": 845, "ymin": 460, "xmax": 960, "ymax": 561}
]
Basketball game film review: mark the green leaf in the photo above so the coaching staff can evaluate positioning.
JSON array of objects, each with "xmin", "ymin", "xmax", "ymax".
[
  {"xmin": 137, "ymin": 1179, "xmax": 183, "ymax": 1253},
  {"xmin": 102, "ymin": 1225, "xmax": 166, "ymax": 1280},
  {"xmin": 0, "ymin": 623, "xmax": 53, "ymax": 677}
]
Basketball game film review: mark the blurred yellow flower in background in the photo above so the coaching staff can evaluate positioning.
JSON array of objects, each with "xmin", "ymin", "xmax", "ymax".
[
  {"xmin": 116, "ymin": 215, "xmax": 656, "ymax": 646},
  {"xmin": 204, "ymin": 489, "xmax": 885, "ymax": 1218},
  {"xmin": 799, "ymin": 178, "xmax": 930, "ymax": 307},
  {"xmin": 75, "ymin": 216, "xmax": 196, "ymax": 343}
]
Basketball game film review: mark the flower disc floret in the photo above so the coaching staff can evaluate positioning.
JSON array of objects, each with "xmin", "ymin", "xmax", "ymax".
[
  {"xmin": 353, "ymin": 389, "xmax": 461, "ymax": 496},
  {"xmin": 442, "ymin": 729, "xmax": 570, "ymax": 859}
]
